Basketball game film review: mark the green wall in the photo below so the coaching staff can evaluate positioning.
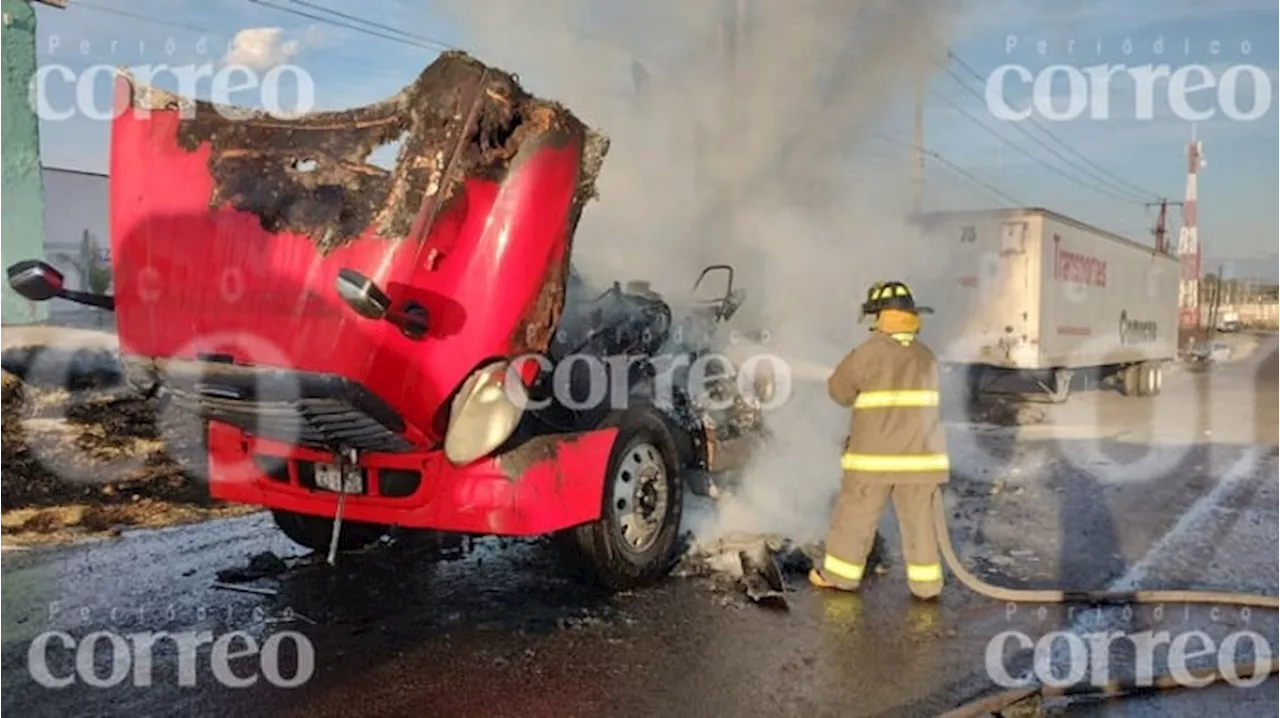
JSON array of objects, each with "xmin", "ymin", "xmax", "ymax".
[{"xmin": 1, "ymin": 0, "xmax": 48, "ymax": 325}]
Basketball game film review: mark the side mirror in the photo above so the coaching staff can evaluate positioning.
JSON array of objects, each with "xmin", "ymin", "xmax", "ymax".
[
  {"xmin": 7, "ymin": 260, "xmax": 64, "ymax": 301},
  {"xmin": 692, "ymin": 264, "xmax": 742, "ymax": 321},
  {"xmin": 693, "ymin": 264, "xmax": 734, "ymax": 302},
  {"xmin": 334, "ymin": 268, "xmax": 429, "ymax": 340},
  {"xmin": 335, "ymin": 268, "xmax": 390, "ymax": 320}
]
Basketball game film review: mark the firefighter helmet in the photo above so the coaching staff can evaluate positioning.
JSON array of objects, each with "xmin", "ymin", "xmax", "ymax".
[{"xmin": 860, "ymin": 281, "xmax": 933, "ymax": 316}]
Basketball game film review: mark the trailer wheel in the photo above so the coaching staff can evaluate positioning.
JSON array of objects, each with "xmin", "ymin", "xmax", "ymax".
[
  {"xmin": 1142, "ymin": 362, "xmax": 1163, "ymax": 397},
  {"xmin": 1121, "ymin": 364, "xmax": 1142, "ymax": 397},
  {"xmin": 271, "ymin": 510, "xmax": 389, "ymax": 552},
  {"xmin": 571, "ymin": 405, "xmax": 683, "ymax": 590}
]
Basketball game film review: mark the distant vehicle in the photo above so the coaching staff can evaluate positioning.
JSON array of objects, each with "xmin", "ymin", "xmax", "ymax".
[
  {"xmin": 1206, "ymin": 341, "xmax": 1233, "ymax": 362},
  {"xmin": 1216, "ymin": 311, "xmax": 1242, "ymax": 333},
  {"xmin": 913, "ymin": 207, "xmax": 1180, "ymax": 402}
]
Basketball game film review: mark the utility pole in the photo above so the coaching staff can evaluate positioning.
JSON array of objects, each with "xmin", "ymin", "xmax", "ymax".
[
  {"xmin": 912, "ymin": 80, "xmax": 925, "ymax": 215},
  {"xmin": 1207, "ymin": 262, "xmax": 1225, "ymax": 340},
  {"xmin": 722, "ymin": 0, "xmax": 767, "ymax": 328},
  {"xmin": 1144, "ymin": 198, "xmax": 1184, "ymax": 254}
]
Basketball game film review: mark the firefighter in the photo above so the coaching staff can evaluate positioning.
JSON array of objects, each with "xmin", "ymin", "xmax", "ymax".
[{"xmin": 809, "ymin": 281, "xmax": 950, "ymax": 600}]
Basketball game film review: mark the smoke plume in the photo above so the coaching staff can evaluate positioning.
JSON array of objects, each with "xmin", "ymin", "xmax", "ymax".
[{"xmin": 433, "ymin": 0, "xmax": 981, "ymax": 542}]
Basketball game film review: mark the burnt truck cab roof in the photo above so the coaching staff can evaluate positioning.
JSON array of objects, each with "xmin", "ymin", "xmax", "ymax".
[{"xmin": 104, "ymin": 52, "xmax": 609, "ymax": 455}]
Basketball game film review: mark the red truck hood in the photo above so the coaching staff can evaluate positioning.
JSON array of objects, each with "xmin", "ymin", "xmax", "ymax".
[{"xmin": 110, "ymin": 52, "xmax": 608, "ymax": 448}]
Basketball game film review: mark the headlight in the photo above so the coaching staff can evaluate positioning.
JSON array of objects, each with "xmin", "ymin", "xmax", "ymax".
[{"xmin": 443, "ymin": 359, "xmax": 527, "ymax": 465}]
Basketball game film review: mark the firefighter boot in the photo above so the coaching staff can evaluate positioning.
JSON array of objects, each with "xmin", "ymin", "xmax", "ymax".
[
  {"xmin": 908, "ymin": 577, "xmax": 943, "ymax": 600},
  {"xmin": 809, "ymin": 568, "xmax": 860, "ymax": 592}
]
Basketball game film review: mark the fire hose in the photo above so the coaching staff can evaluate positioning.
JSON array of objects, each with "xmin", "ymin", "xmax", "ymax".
[{"xmin": 929, "ymin": 490, "xmax": 1279, "ymax": 717}]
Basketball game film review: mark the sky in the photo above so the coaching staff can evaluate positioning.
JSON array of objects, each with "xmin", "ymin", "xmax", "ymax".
[{"xmin": 30, "ymin": 0, "xmax": 1279, "ymax": 278}]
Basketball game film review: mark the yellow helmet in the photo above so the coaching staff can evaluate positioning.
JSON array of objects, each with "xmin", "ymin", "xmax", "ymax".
[{"xmin": 860, "ymin": 281, "xmax": 932, "ymax": 317}]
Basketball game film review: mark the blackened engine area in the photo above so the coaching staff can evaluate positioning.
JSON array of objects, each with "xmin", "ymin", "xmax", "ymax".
[
  {"xmin": 522, "ymin": 268, "xmax": 765, "ymax": 486},
  {"xmin": 525, "ymin": 272, "xmax": 674, "ymax": 432},
  {"xmin": 550, "ymin": 273, "xmax": 673, "ymax": 361}
]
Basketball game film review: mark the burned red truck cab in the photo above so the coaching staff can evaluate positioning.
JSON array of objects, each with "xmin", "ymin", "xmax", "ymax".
[{"xmin": 6, "ymin": 53, "xmax": 764, "ymax": 589}]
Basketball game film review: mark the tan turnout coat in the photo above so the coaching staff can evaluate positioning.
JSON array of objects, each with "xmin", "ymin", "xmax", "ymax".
[{"xmin": 827, "ymin": 331, "xmax": 949, "ymax": 485}]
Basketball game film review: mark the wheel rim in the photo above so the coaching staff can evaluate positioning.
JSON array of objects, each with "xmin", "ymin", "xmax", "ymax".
[
  {"xmin": 1154, "ymin": 367, "xmax": 1163, "ymax": 392},
  {"xmin": 610, "ymin": 441, "xmax": 670, "ymax": 554}
]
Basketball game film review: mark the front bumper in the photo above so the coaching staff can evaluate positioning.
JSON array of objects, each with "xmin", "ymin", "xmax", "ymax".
[{"xmin": 207, "ymin": 421, "xmax": 617, "ymax": 535}]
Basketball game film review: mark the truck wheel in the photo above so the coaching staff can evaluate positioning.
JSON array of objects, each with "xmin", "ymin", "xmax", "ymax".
[
  {"xmin": 1121, "ymin": 364, "xmax": 1142, "ymax": 397},
  {"xmin": 271, "ymin": 510, "xmax": 389, "ymax": 552},
  {"xmin": 571, "ymin": 406, "xmax": 683, "ymax": 590},
  {"xmin": 1142, "ymin": 362, "xmax": 1163, "ymax": 397}
]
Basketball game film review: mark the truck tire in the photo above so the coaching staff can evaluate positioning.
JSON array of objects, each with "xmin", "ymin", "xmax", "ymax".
[
  {"xmin": 272, "ymin": 510, "xmax": 389, "ymax": 552},
  {"xmin": 569, "ymin": 405, "xmax": 684, "ymax": 590},
  {"xmin": 1142, "ymin": 362, "xmax": 1163, "ymax": 397},
  {"xmin": 1121, "ymin": 362, "xmax": 1162, "ymax": 398},
  {"xmin": 1121, "ymin": 365, "xmax": 1141, "ymax": 397}
]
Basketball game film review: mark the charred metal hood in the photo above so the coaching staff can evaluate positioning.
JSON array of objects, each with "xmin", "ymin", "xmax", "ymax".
[
  {"xmin": 109, "ymin": 52, "xmax": 609, "ymax": 449},
  {"xmin": 122, "ymin": 52, "xmax": 609, "ymax": 256}
]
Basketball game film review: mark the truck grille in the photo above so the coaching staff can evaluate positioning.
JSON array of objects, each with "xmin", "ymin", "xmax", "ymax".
[{"xmin": 157, "ymin": 359, "xmax": 415, "ymax": 453}]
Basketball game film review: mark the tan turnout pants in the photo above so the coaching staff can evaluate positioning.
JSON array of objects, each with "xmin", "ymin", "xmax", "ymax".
[{"xmin": 821, "ymin": 476, "xmax": 944, "ymax": 599}]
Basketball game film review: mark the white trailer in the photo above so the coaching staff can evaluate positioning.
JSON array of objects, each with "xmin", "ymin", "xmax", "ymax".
[{"xmin": 912, "ymin": 207, "xmax": 1180, "ymax": 401}]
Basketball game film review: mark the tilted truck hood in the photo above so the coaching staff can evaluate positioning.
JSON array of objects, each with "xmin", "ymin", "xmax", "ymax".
[{"xmin": 109, "ymin": 51, "xmax": 608, "ymax": 448}]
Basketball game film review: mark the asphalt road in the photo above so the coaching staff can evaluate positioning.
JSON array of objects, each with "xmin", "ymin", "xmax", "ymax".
[{"xmin": 2, "ymin": 336, "xmax": 1277, "ymax": 717}]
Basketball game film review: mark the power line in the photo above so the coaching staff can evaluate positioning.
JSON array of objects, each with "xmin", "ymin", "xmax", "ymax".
[
  {"xmin": 280, "ymin": 0, "xmax": 458, "ymax": 51},
  {"xmin": 945, "ymin": 48, "xmax": 1160, "ymax": 199},
  {"xmin": 939, "ymin": 48, "xmax": 1162, "ymax": 202},
  {"xmin": 915, "ymin": 29, "xmax": 1161, "ymax": 200},
  {"xmin": 73, "ymin": 0, "xmax": 399, "ymax": 72},
  {"xmin": 870, "ymin": 132, "xmax": 1027, "ymax": 207},
  {"xmin": 245, "ymin": 0, "xmax": 448, "ymax": 53},
  {"xmin": 927, "ymin": 85, "xmax": 1154, "ymax": 205},
  {"xmin": 74, "ymin": 1, "xmax": 225, "ymax": 37}
]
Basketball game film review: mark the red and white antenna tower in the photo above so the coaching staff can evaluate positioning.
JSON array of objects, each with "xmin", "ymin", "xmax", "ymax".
[{"xmin": 1178, "ymin": 129, "xmax": 1205, "ymax": 335}]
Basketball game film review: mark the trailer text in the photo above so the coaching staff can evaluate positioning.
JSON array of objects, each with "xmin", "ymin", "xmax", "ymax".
[
  {"xmin": 1052, "ymin": 234, "xmax": 1107, "ymax": 287},
  {"xmin": 1119, "ymin": 311, "xmax": 1160, "ymax": 345}
]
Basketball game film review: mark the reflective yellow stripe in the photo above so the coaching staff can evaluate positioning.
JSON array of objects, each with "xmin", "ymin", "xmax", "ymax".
[
  {"xmin": 841, "ymin": 453, "xmax": 950, "ymax": 472},
  {"xmin": 823, "ymin": 555, "xmax": 864, "ymax": 581},
  {"xmin": 853, "ymin": 390, "xmax": 939, "ymax": 409},
  {"xmin": 907, "ymin": 563, "xmax": 943, "ymax": 583}
]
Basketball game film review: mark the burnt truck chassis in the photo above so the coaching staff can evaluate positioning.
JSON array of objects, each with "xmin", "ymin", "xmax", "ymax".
[{"xmin": 6, "ymin": 259, "xmax": 768, "ymax": 589}]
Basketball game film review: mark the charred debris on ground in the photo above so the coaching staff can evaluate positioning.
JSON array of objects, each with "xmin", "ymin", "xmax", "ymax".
[
  {"xmin": 1, "ymin": 346, "xmax": 241, "ymax": 538},
  {"xmin": 124, "ymin": 50, "xmax": 610, "ymax": 255}
]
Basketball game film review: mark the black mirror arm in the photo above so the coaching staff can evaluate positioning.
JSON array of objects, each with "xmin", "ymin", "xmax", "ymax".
[{"xmin": 59, "ymin": 290, "xmax": 116, "ymax": 311}]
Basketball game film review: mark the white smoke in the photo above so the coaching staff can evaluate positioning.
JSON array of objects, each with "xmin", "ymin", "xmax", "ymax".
[{"xmin": 430, "ymin": 0, "xmax": 987, "ymax": 542}]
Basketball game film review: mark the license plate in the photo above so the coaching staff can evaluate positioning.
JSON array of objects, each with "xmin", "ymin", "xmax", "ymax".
[{"xmin": 314, "ymin": 462, "xmax": 363, "ymax": 494}]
